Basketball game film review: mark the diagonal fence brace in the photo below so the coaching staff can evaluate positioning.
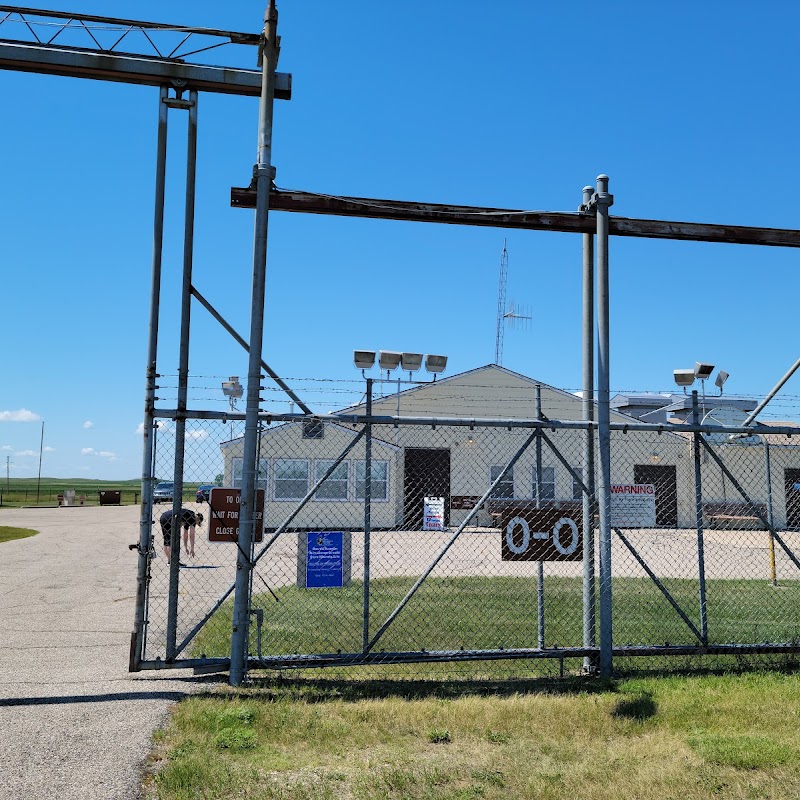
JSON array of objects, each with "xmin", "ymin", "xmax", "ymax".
[
  {"xmin": 364, "ymin": 428, "xmax": 539, "ymax": 654},
  {"xmin": 614, "ymin": 527, "xmax": 705, "ymax": 644},
  {"xmin": 700, "ymin": 438, "xmax": 800, "ymax": 575}
]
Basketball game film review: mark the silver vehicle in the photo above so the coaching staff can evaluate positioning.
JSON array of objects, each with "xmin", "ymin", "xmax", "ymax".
[{"xmin": 153, "ymin": 481, "xmax": 174, "ymax": 503}]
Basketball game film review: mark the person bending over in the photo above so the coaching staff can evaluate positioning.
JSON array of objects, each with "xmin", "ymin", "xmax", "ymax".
[{"xmin": 159, "ymin": 507, "xmax": 203, "ymax": 563}]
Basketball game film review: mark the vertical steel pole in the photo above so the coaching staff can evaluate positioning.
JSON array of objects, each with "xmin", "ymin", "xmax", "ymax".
[
  {"xmin": 594, "ymin": 174, "xmax": 614, "ymax": 677},
  {"xmin": 131, "ymin": 86, "xmax": 169, "ymax": 671},
  {"xmin": 691, "ymin": 390, "xmax": 709, "ymax": 644},
  {"xmin": 362, "ymin": 378, "xmax": 373, "ymax": 651},
  {"xmin": 230, "ymin": 2, "xmax": 279, "ymax": 686},
  {"xmin": 580, "ymin": 184, "xmax": 597, "ymax": 672},
  {"xmin": 166, "ymin": 89, "xmax": 199, "ymax": 661},
  {"xmin": 764, "ymin": 441, "xmax": 777, "ymax": 586},
  {"xmin": 535, "ymin": 385, "xmax": 545, "ymax": 648}
]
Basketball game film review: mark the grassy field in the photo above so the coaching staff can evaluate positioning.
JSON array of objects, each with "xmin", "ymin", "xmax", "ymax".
[
  {"xmin": 190, "ymin": 575, "xmax": 800, "ymax": 673},
  {"xmin": 145, "ymin": 670, "xmax": 800, "ymax": 800},
  {"xmin": 0, "ymin": 525, "xmax": 38, "ymax": 543},
  {"xmin": 0, "ymin": 477, "xmax": 201, "ymax": 508}
]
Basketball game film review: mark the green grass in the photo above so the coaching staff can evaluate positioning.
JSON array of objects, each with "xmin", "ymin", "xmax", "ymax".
[
  {"xmin": 191, "ymin": 575, "xmax": 800, "ymax": 671},
  {"xmin": 0, "ymin": 477, "xmax": 203, "ymax": 508},
  {"xmin": 145, "ymin": 671, "xmax": 800, "ymax": 800},
  {"xmin": 0, "ymin": 525, "xmax": 38, "ymax": 543}
]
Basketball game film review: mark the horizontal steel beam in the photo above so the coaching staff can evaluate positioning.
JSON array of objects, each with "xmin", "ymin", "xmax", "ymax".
[
  {"xmin": 0, "ymin": 5, "xmax": 261, "ymax": 43},
  {"xmin": 0, "ymin": 40, "xmax": 291, "ymax": 97},
  {"xmin": 230, "ymin": 188, "xmax": 800, "ymax": 248},
  {"xmin": 152, "ymin": 407, "xmax": 800, "ymax": 438}
]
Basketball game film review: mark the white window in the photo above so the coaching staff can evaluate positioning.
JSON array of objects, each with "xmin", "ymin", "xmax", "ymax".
[
  {"xmin": 490, "ymin": 465, "xmax": 514, "ymax": 499},
  {"xmin": 232, "ymin": 457, "xmax": 269, "ymax": 492},
  {"xmin": 314, "ymin": 460, "xmax": 349, "ymax": 501},
  {"xmin": 273, "ymin": 459, "xmax": 309, "ymax": 500},
  {"xmin": 532, "ymin": 466, "xmax": 555, "ymax": 501},
  {"xmin": 355, "ymin": 460, "xmax": 388, "ymax": 501}
]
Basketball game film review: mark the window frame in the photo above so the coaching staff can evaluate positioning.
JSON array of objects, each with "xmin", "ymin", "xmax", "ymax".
[
  {"xmin": 231, "ymin": 457, "xmax": 269, "ymax": 492},
  {"xmin": 489, "ymin": 464, "xmax": 515, "ymax": 500},
  {"xmin": 532, "ymin": 466, "xmax": 556, "ymax": 501},
  {"xmin": 313, "ymin": 459, "xmax": 350, "ymax": 502},
  {"xmin": 355, "ymin": 459, "xmax": 389, "ymax": 502},
  {"xmin": 272, "ymin": 458, "xmax": 310, "ymax": 501}
]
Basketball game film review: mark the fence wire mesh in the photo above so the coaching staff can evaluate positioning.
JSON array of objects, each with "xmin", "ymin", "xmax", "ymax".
[{"xmin": 137, "ymin": 410, "xmax": 800, "ymax": 679}]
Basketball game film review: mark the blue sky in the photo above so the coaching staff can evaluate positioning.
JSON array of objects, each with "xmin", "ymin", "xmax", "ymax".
[{"xmin": 2, "ymin": 1, "xmax": 800, "ymax": 479}]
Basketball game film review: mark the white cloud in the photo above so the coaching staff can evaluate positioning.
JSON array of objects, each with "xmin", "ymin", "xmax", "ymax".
[
  {"xmin": 16, "ymin": 449, "xmax": 36, "ymax": 457},
  {"xmin": 81, "ymin": 447, "xmax": 117, "ymax": 460},
  {"xmin": 1, "ymin": 445, "xmax": 12, "ymax": 451},
  {"xmin": 0, "ymin": 409, "xmax": 40, "ymax": 422},
  {"xmin": 187, "ymin": 430, "xmax": 209, "ymax": 441},
  {"xmin": 44, "ymin": 446, "xmax": 56, "ymax": 452},
  {"xmin": 83, "ymin": 420, "xmax": 94, "ymax": 429}
]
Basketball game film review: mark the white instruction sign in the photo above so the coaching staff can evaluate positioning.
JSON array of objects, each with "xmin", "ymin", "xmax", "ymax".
[
  {"xmin": 611, "ymin": 484, "xmax": 656, "ymax": 528},
  {"xmin": 423, "ymin": 496, "xmax": 445, "ymax": 530}
]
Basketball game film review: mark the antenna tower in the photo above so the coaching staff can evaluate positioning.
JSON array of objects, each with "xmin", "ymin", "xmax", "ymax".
[
  {"xmin": 494, "ymin": 240, "xmax": 531, "ymax": 365},
  {"xmin": 495, "ymin": 240, "xmax": 509, "ymax": 364}
]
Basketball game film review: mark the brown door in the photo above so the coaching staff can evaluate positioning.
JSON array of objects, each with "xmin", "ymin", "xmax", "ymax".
[
  {"xmin": 404, "ymin": 448, "xmax": 451, "ymax": 528},
  {"xmin": 633, "ymin": 464, "xmax": 678, "ymax": 527},
  {"xmin": 784, "ymin": 469, "xmax": 800, "ymax": 529}
]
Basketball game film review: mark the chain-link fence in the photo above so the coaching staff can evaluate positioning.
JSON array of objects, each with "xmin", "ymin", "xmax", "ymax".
[{"xmin": 131, "ymin": 401, "xmax": 800, "ymax": 680}]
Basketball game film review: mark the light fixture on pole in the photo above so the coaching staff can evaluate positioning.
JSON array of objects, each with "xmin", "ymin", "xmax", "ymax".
[
  {"xmin": 400, "ymin": 352, "xmax": 423, "ymax": 379},
  {"xmin": 354, "ymin": 350, "xmax": 376, "ymax": 375},
  {"xmin": 673, "ymin": 368, "xmax": 695, "ymax": 394},
  {"xmin": 221, "ymin": 376, "xmax": 243, "ymax": 440},
  {"xmin": 378, "ymin": 350, "xmax": 402, "ymax": 378},
  {"xmin": 425, "ymin": 354, "xmax": 448, "ymax": 379},
  {"xmin": 715, "ymin": 370, "xmax": 729, "ymax": 395}
]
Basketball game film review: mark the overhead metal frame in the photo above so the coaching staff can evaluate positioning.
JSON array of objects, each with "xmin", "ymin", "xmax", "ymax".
[{"xmin": 0, "ymin": 5, "xmax": 291, "ymax": 96}]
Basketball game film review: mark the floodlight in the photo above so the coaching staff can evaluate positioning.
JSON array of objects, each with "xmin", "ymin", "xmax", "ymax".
[
  {"xmin": 694, "ymin": 362, "xmax": 715, "ymax": 380},
  {"xmin": 378, "ymin": 350, "xmax": 402, "ymax": 372},
  {"xmin": 715, "ymin": 370, "xmax": 729, "ymax": 389},
  {"xmin": 221, "ymin": 376, "xmax": 243, "ymax": 399},
  {"xmin": 353, "ymin": 350, "xmax": 376, "ymax": 370},
  {"xmin": 673, "ymin": 369, "xmax": 695, "ymax": 387},
  {"xmin": 425, "ymin": 354, "xmax": 448, "ymax": 374},
  {"xmin": 400, "ymin": 352, "xmax": 423, "ymax": 372}
]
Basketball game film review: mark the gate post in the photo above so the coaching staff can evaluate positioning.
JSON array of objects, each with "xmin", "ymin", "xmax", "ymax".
[
  {"xmin": 130, "ymin": 86, "xmax": 169, "ymax": 671},
  {"xmin": 691, "ymin": 391, "xmax": 709, "ymax": 644},
  {"xmin": 535, "ymin": 385, "xmax": 545, "ymax": 649},
  {"xmin": 362, "ymin": 378, "xmax": 373, "ymax": 651},
  {"xmin": 230, "ymin": 1, "xmax": 279, "ymax": 686},
  {"xmin": 594, "ymin": 174, "xmax": 614, "ymax": 678},
  {"xmin": 580, "ymin": 184, "xmax": 597, "ymax": 672}
]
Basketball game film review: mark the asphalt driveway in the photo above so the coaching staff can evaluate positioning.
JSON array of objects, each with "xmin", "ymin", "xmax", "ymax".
[{"xmin": 0, "ymin": 505, "xmax": 200, "ymax": 800}]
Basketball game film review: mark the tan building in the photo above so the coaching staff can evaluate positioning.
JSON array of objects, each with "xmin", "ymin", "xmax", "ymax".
[{"xmin": 219, "ymin": 365, "xmax": 800, "ymax": 531}]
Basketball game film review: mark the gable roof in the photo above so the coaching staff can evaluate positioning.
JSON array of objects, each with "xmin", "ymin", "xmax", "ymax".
[{"xmin": 340, "ymin": 363, "xmax": 639, "ymax": 423}]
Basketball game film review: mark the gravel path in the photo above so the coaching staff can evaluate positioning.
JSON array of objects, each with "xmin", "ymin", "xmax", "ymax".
[{"xmin": 0, "ymin": 505, "xmax": 203, "ymax": 800}]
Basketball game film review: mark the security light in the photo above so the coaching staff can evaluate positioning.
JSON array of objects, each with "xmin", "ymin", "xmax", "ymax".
[
  {"xmin": 673, "ymin": 369, "xmax": 695, "ymax": 387},
  {"xmin": 715, "ymin": 370, "xmax": 729, "ymax": 389},
  {"xmin": 694, "ymin": 362, "xmax": 715, "ymax": 380},
  {"xmin": 221, "ymin": 376, "xmax": 243, "ymax": 400},
  {"xmin": 378, "ymin": 350, "xmax": 402, "ymax": 372},
  {"xmin": 425, "ymin": 354, "xmax": 448, "ymax": 374},
  {"xmin": 353, "ymin": 350, "xmax": 376, "ymax": 370},
  {"xmin": 400, "ymin": 352, "xmax": 423, "ymax": 372}
]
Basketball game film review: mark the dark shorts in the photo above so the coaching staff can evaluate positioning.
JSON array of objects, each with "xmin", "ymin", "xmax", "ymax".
[{"xmin": 159, "ymin": 509, "xmax": 197, "ymax": 546}]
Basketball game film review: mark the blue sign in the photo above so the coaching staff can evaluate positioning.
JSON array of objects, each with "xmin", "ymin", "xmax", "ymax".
[{"xmin": 305, "ymin": 531, "xmax": 345, "ymax": 588}]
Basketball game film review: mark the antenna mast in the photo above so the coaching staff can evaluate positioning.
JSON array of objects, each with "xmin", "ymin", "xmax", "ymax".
[{"xmin": 495, "ymin": 240, "xmax": 509, "ymax": 365}]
